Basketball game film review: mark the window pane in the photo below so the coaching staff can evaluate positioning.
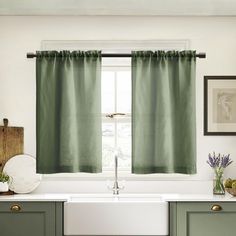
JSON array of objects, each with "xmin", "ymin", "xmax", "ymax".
[
  {"xmin": 117, "ymin": 123, "xmax": 131, "ymax": 169},
  {"xmin": 102, "ymin": 123, "xmax": 115, "ymax": 169},
  {"xmin": 102, "ymin": 70, "xmax": 132, "ymax": 172},
  {"xmin": 102, "ymin": 71, "xmax": 115, "ymax": 113},
  {"xmin": 117, "ymin": 71, "xmax": 131, "ymax": 113}
]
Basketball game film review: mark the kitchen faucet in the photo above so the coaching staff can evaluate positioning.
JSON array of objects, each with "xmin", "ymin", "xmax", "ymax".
[
  {"xmin": 113, "ymin": 153, "xmax": 120, "ymax": 195},
  {"xmin": 108, "ymin": 151, "xmax": 124, "ymax": 195},
  {"xmin": 106, "ymin": 113, "xmax": 126, "ymax": 195}
]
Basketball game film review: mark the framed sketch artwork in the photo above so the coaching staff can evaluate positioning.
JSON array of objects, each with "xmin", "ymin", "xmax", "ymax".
[{"xmin": 204, "ymin": 76, "xmax": 236, "ymax": 135}]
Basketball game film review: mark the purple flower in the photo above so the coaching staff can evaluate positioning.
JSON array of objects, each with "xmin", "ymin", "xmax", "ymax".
[
  {"xmin": 220, "ymin": 154, "xmax": 233, "ymax": 168},
  {"xmin": 207, "ymin": 152, "xmax": 233, "ymax": 170}
]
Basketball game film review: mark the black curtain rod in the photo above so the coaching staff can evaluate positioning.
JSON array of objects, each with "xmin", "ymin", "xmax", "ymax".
[{"xmin": 27, "ymin": 52, "xmax": 206, "ymax": 59}]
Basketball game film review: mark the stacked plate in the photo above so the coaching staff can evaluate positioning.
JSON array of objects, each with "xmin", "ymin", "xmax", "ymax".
[{"xmin": 3, "ymin": 154, "xmax": 42, "ymax": 193}]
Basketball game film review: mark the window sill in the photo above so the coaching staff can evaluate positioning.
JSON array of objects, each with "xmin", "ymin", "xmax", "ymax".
[{"xmin": 42, "ymin": 171, "xmax": 197, "ymax": 181}]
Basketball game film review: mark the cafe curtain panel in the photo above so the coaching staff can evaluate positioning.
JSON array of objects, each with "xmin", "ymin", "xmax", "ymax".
[
  {"xmin": 132, "ymin": 51, "xmax": 196, "ymax": 174},
  {"xmin": 36, "ymin": 51, "xmax": 102, "ymax": 173}
]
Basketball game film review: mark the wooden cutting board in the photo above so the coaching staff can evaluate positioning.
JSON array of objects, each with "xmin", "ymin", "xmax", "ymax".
[{"xmin": 0, "ymin": 119, "xmax": 24, "ymax": 172}]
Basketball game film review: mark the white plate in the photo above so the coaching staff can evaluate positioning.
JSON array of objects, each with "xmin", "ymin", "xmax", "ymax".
[{"xmin": 3, "ymin": 154, "xmax": 42, "ymax": 193}]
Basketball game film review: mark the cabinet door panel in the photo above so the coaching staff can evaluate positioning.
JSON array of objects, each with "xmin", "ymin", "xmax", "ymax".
[
  {"xmin": 0, "ymin": 202, "xmax": 55, "ymax": 236},
  {"xmin": 176, "ymin": 202, "xmax": 236, "ymax": 236},
  {"xmin": 187, "ymin": 212, "xmax": 235, "ymax": 236},
  {"xmin": 1, "ymin": 212, "xmax": 45, "ymax": 236}
]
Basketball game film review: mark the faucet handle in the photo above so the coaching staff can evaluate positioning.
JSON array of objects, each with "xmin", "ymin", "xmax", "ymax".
[
  {"xmin": 106, "ymin": 180, "xmax": 113, "ymax": 190},
  {"xmin": 119, "ymin": 180, "xmax": 126, "ymax": 190},
  {"xmin": 106, "ymin": 180, "xmax": 125, "ymax": 194}
]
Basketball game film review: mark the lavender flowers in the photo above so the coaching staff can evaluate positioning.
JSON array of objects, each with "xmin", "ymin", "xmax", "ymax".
[
  {"xmin": 207, "ymin": 152, "xmax": 233, "ymax": 180},
  {"xmin": 207, "ymin": 152, "xmax": 233, "ymax": 195},
  {"xmin": 207, "ymin": 152, "xmax": 233, "ymax": 170}
]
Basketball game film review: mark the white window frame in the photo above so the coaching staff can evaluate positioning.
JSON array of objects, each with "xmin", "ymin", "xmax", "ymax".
[{"xmin": 41, "ymin": 39, "xmax": 197, "ymax": 180}]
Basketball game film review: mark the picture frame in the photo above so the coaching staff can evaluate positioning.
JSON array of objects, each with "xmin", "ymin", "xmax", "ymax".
[{"xmin": 204, "ymin": 76, "xmax": 236, "ymax": 135}]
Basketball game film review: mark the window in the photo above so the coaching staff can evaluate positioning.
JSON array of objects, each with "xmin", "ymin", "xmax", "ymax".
[{"xmin": 102, "ymin": 68, "xmax": 131, "ymax": 172}]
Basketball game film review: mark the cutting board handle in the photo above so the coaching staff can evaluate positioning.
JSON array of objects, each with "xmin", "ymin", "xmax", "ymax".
[{"xmin": 3, "ymin": 118, "xmax": 8, "ymax": 127}]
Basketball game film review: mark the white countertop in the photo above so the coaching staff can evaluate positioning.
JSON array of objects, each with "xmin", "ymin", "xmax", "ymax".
[
  {"xmin": 0, "ymin": 193, "xmax": 236, "ymax": 202},
  {"xmin": 163, "ymin": 193, "xmax": 236, "ymax": 202},
  {"xmin": 0, "ymin": 193, "xmax": 69, "ymax": 202}
]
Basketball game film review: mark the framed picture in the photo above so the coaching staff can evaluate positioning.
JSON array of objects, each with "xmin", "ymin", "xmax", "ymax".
[{"xmin": 204, "ymin": 76, "xmax": 236, "ymax": 135}]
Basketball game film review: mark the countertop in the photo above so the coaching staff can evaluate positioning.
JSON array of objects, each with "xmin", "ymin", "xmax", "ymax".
[
  {"xmin": 0, "ymin": 193, "xmax": 69, "ymax": 202},
  {"xmin": 0, "ymin": 193, "xmax": 236, "ymax": 202},
  {"xmin": 163, "ymin": 193, "xmax": 236, "ymax": 202}
]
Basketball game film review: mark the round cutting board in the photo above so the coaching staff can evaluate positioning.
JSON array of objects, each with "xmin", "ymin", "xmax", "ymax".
[{"xmin": 3, "ymin": 154, "xmax": 42, "ymax": 193}]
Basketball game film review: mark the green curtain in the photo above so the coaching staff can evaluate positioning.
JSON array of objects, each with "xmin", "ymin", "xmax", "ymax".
[
  {"xmin": 132, "ymin": 51, "xmax": 196, "ymax": 174},
  {"xmin": 36, "ymin": 51, "xmax": 102, "ymax": 173}
]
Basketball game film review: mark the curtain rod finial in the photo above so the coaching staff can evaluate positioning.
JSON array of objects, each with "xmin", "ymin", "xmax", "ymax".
[
  {"xmin": 198, "ymin": 52, "xmax": 206, "ymax": 58},
  {"xmin": 27, "ymin": 53, "xmax": 36, "ymax": 58}
]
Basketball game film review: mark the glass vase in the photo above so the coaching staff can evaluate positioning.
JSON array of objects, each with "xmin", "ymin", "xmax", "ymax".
[{"xmin": 213, "ymin": 172, "xmax": 225, "ymax": 195}]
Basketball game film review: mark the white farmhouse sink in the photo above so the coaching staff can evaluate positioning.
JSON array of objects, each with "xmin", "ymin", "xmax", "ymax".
[{"xmin": 64, "ymin": 194, "xmax": 168, "ymax": 235}]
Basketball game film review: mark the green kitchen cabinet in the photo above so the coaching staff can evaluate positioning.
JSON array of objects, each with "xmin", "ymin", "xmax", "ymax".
[
  {"xmin": 170, "ymin": 202, "xmax": 236, "ymax": 236},
  {"xmin": 0, "ymin": 202, "xmax": 63, "ymax": 236}
]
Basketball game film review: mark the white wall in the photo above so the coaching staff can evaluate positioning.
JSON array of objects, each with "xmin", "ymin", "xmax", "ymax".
[{"xmin": 1, "ymin": 16, "xmax": 236, "ymax": 193}]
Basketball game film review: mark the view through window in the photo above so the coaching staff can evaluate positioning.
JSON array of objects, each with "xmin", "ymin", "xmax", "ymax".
[{"xmin": 102, "ymin": 69, "xmax": 131, "ymax": 172}]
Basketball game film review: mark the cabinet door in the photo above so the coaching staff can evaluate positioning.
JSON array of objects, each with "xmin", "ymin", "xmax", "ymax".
[
  {"xmin": 0, "ymin": 202, "xmax": 56, "ymax": 236},
  {"xmin": 175, "ymin": 202, "xmax": 236, "ymax": 236}
]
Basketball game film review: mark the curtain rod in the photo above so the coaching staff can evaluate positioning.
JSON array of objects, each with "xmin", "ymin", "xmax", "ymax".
[{"xmin": 26, "ymin": 52, "xmax": 206, "ymax": 59}]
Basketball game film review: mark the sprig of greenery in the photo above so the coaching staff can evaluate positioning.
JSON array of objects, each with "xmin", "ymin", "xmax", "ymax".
[{"xmin": 0, "ymin": 172, "xmax": 10, "ymax": 183}]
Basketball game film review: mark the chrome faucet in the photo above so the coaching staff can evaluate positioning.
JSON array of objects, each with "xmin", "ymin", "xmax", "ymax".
[
  {"xmin": 113, "ymin": 154, "xmax": 120, "ymax": 195},
  {"xmin": 108, "ymin": 151, "xmax": 124, "ymax": 195}
]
